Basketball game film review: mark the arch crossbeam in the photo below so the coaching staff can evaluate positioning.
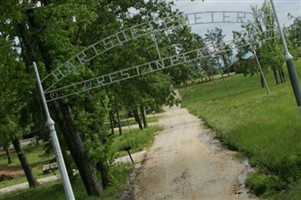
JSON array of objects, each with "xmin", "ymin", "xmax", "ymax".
[
  {"xmin": 44, "ymin": 33, "xmax": 277, "ymax": 102},
  {"xmin": 45, "ymin": 48, "xmax": 210, "ymax": 102},
  {"xmin": 42, "ymin": 14, "xmax": 186, "ymax": 91},
  {"xmin": 42, "ymin": 11, "xmax": 257, "ymax": 92},
  {"xmin": 185, "ymin": 11, "xmax": 254, "ymax": 25}
]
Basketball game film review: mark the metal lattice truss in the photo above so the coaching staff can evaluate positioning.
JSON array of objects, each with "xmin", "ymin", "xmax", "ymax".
[{"xmin": 42, "ymin": 11, "xmax": 274, "ymax": 102}]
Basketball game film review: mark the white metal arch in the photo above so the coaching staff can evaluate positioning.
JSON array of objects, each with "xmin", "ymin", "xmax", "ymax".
[
  {"xmin": 45, "ymin": 29, "xmax": 277, "ymax": 102},
  {"xmin": 42, "ymin": 11, "xmax": 258, "ymax": 92}
]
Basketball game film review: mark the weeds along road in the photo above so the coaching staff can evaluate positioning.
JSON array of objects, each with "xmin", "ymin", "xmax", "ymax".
[{"xmin": 131, "ymin": 104, "xmax": 256, "ymax": 200}]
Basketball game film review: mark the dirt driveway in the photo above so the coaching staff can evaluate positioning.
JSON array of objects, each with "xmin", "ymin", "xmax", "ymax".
[{"xmin": 131, "ymin": 105, "xmax": 255, "ymax": 200}]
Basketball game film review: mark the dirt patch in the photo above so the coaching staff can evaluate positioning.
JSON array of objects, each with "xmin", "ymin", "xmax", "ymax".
[
  {"xmin": 0, "ymin": 165, "xmax": 24, "ymax": 179},
  {"xmin": 0, "ymin": 147, "xmax": 24, "ymax": 179},
  {"xmin": 127, "ymin": 105, "xmax": 255, "ymax": 200}
]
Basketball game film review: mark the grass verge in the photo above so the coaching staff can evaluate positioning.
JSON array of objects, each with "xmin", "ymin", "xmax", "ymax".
[
  {"xmin": 180, "ymin": 60, "xmax": 301, "ymax": 198},
  {"xmin": 111, "ymin": 126, "xmax": 160, "ymax": 156}
]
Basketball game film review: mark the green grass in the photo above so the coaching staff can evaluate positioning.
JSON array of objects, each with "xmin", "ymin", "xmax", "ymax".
[
  {"xmin": 0, "ymin": 144, "xmax": 56, "ymax": 188},
  {"xmin": 0, "ymin": 163, "xmax": 132, "ymax": 200},
  {"xmin": 180, "ymin": 59, "xmax": 301, "ymax": 198},
  {"xmin": 0, "ymin": 145, "xmax": 54, "ymax": 166},
  {"xmin": 111, "ymin": 126, "xmax": 159, "ymax": 156},
  {"xmin": 0, "ymin": 124, "xmax": 159, "ymax": 199},
  {"xmin": 104, "ymin": 115, "xmax": 158, "ymax": 128}
]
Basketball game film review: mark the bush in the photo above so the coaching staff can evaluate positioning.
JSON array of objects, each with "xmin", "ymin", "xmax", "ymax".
[
  {"xmin": 246, "ymin": 173, "xmax": 284, "ymax": 196},
  {"xmin": 274, "ymin": 149, "xmax": 301, "ymax": 183}
]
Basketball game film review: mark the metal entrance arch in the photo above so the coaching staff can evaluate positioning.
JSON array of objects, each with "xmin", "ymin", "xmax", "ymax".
[
  {"xmin": 44, "ymin": 30, "xmax": 277, "ymax": 101},
  {"xmin": 42, "ymin": 11, "xmax": 256, "ymax": 92}
]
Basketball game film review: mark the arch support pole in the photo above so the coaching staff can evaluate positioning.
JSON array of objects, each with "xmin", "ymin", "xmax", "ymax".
[
  {"xmin": 270, "ymin": 0, "xmax": 301, "ymax": 113},
  {"xmin": 33, "ymin": 62, "xmax": 75, "ymax": 200}
]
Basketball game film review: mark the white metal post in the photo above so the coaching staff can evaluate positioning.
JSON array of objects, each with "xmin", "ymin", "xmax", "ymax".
[
  {"xmin": 33, "ymin": 62, "xmax": 75, "ymax": 200},
  {"xmin": 270, "ymin": 0, "xmax": 301, "ymax": 113}
]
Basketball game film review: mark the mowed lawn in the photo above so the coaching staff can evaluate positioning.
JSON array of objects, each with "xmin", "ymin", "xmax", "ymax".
[{"xmin": 180, "ymin": 59, "xmax": 301, "ymax": 197}]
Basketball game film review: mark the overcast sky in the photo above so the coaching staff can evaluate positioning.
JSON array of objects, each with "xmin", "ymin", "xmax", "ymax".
[{"xmin": 170, "ymin": 0, "xmax": 301, "ymax": 40}]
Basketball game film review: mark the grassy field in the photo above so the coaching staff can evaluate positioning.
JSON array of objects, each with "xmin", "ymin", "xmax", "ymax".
[
  {"xmin": 0, "ymin": 144, "xmax": 56, "ymax": 188},
  {"xmin": 180, "ymin": 59, "xmax": 301, "ymax": 198},
  {"xmin": 0, "ymin": 125, "xmax": 159, "ymax": 199}
]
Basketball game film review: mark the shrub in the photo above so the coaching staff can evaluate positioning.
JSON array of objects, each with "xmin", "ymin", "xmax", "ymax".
[{"xmin": 246, "ymin": 173, "xmax": 284, "ymax": 196}]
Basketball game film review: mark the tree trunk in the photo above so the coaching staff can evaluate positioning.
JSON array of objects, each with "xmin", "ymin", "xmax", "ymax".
[
  {"xmin": 260, "ymin": 74, "xmax": 265, "ymax": 88},
  {"xmin": 272, "ymin": 68, "xmax": 279, "ymax": 85},
  {"xmin": 96, "ymin": 160, "xmax": 110, "ymax": 189},
  {"xmin": 5, "ymin": 147, "xmax": 12, "ymax": 165},
  {"xmin": 140, "ymin": 104, "xmax": 148, "ymax": 128},
  {"xmin": 116, "ymin": 108, "xmax": 122, "ymax": 136},
  {"xmin": 278, "ymin": 66, "xmax": 285, "ymax": 83},
  {"xmin": 53, "ymin": 100, "xmax": 102, "ymax": 196},
  {"xmin": 133, "ymin": 107, "xmax": 143, "ymax": 130},
  {"xmin": 222, "ymin": 54, "xmax": 230, "ymax": 76},
  {"xmin": 16, "ymin": 22, "xmax": 36, "ymax": 69},
  {"xmin": 109, "ymin": 111, "xmax": 115, "ymax": 135},
  {"xmin": 84, "ymin": 95, "xmax": 111, "ymax": 189},
  {"xmin": 209, "ymin": 63, "xmax": 214, "ymax": 81},
  {"xmin": 61, "ymin": 147, "xmax": 74, "ymax": 177},
  {"xmin": 12, "ymin": 137, "xmax": 39, "ymax": 187}
]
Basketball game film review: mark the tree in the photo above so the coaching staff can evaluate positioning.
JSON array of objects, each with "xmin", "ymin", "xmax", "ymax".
[
  {"xmin": 205, "ymin": 27, "xmax": 234, "ymax": 78},
  {"xmin": 232, "ymin": 0, "xmax": 285, "ymax": 85},
  {"xmin": 0, "ymin": 0, "xmax": 106, "ymax": 195},
  {"xmin": 259, "ymin": 0, "xmax": 285, "ymax": 84},
  {"xmin": 166, "ymin": 26, "xmax": 207, "ymax": 85},
  {"xmin": 0, "ymin": 37, "xmax": 38, "ymax": 187},
  {"xmin": 286, "ymin": 14, "xmax": 301, "ymax": 57},
  {"xmin": 1, "ymin": 143, "xmax": 12, "ymax": 165}
]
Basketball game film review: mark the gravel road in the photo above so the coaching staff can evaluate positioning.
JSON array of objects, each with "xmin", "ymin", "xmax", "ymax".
[{"xmin": 131, "ymin": 104, "xmax": 255, "ymax": 200}]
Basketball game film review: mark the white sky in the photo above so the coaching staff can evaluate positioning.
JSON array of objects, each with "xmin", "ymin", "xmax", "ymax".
[{"xmin": 171, "ymin": 0, "xmax": 301, "ymax": 40}]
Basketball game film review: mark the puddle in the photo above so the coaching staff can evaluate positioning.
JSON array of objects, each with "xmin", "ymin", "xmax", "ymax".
[
  {"xmin": 199, "ymin": 133, "xmax": 227, "ymax": 152},
  {"xmin": 199, "ymin": 133, "xmax": 255, "ymax": 198},
  {"xmin": 199, "ymin": 133, "xmax": 210, "ymax": 142},
  {"xmin": 235, "ymin": 158, "xmax": 255, "ymax": 197},
  {"xmin": 208, "ymin": 139, "xmax": 223, "ymax": 152},
  {"xmin": 237, "ymin": 173, "xmax": 249, "ymax": 197}
]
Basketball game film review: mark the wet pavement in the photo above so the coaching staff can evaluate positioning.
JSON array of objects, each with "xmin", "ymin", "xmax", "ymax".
[{"xmin": 199, "ymin": 131, "xmax": 255, "ymax": 198}]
